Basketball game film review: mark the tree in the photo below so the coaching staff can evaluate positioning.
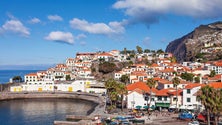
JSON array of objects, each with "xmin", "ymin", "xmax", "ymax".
[
  {"xmin": 120, "ymin": 74, "xmax": 129, "ymax": 85},
  {"xmin": 194, "ymin": 76, "xmax": 200, "ymax": 83},
  {"xmin": 66, "ymin": 75, "xmax": 71, "ymax": 81},
  {"xmin": 105, "ymin": 78, "xmax": 118, "ymax": 109},
  {"xmin": 105, "ymin": 78, "xmax": 128, "ymax": 112},
  {"xmin": 156, "ymin": 49, "xmax": 164, "ymax": 54},
  {"xmin": 144, "ymin": 49, "xmax": 150, "ymax": 53},
  {"xmin": 146, "ymin": 78, "xmax": 156, "ymax": 111},
  {"xmin": 181, "ymin": 72, "xmax": 194, "ymax": 81},
  {"xmin": 209, "ymin": 70, "xmax": 216, "ymax": 77},
  {"xmin": 197, "ymin": 86, "xmax": 215, "ymax": 125},
  {"xmin": 212, "ymin": 89, "xmax": 222, "ymax": 125},
  {"xmin": 124, "ymin": 48, "xmax": 127, "ymax": 55},
  {"xmin": 12, "ymin": 76, "xmax": 22, "ymax": 83},
  {"xmin": 116, "ymin": 82, "xmax": 127, "ymax": 111},
  {"xmin": 136, "ymin": 45, "xmax": 143, "ymax": 54},
  {"xmin": 172, "ymin": 77, "xmax": 180, "ymax": 111}
]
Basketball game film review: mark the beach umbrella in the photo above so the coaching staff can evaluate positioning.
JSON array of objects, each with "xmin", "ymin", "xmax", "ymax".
[
  {"xmin": 143, "ymin": 105, "xmax": 149, "ymax": 109},
  {"xmin": 150, "ymin": 105, "xmax": 155, "ymax": 110},
  {"xmin": 135, "ymin": 105, "xmax": 142, "ymax": 109}
]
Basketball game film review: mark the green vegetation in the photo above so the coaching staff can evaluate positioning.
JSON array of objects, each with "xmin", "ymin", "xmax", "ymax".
[
  {"xmin": 65, "ymin": 75, "xmax": 71, "ymax": 81},
  {"xmin": 105, "ymin": 78, "xmax": 127, "ymax": 112},
  {"xmin": 146, "ymin": 78, "xmax": 156, "ymax": 112},
  {"xmin": 197, "ymin": 86, "xmax": 222, "ymax": 125},
  {"xmin": 12, "ymin": 76, "xmax": 22, "ymax": 83},
  {"xmin": 209, "ymin": 70, "xmax": 216, "ymax": 77},
  {"xmin": 120, "ymin": 74, "xmax": 129, "ymax": 85},
  {"xmin": 194, "ymin": 76, "xmax": 200, "ymax": 83},
  {"xmin": 172, "ymin": 77, "xmax": 180, "ymax": 111},
  {"xmin": 99, "ymin": 62, "xmax": 117, "ymax": 74},
  {"xmin": 136, "ymin": 45, "xmax": 143, "ymax": 54},
  {"xmin": 181, "ymin": 72, "xmax": 194, "ymax": 81}
]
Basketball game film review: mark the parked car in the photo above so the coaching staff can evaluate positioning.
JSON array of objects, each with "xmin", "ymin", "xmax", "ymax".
[{"xmin": 188, "ymin": 120, "xmax": 200, "ymax": 125}]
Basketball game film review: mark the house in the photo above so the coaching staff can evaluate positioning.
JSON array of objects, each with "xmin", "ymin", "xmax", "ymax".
[
  {"xmin": 126, "ymin": 81, "xmax": 158, "ymax": 109},
  {"xmin": 25, "ymin": 73, "xmax": 38, "ymax": 82},
  {"xmin": 96, "ymin": 52, "xmax": 113, "ymax": 61},
  {"xmin": 154, "ymin": 89, "xmax": 172, "ymax": 110},
  {"xmin": 182, "ymin": 83, "xmax": 205, "ymax": 110}
]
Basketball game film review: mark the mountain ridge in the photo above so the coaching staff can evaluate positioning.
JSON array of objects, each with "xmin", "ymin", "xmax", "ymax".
[{"xmin": 165, "ymin": 21, "xmax": 222, "ymax": 62}]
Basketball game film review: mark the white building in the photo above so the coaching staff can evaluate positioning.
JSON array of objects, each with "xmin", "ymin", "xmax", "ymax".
[{"xmin": 182, "ymin": 83, "xmax": 204, "ymax": 110}]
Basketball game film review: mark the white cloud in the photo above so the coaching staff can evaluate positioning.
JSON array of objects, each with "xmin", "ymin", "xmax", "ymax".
[
  {"xmin": 69, "ymin": 18, "xmax": 125, "ymax": 35},
  {"xmin": 29, "ymin": 17, "xmax": 41, "ymax": 24},
  {"xmin": 143, "ymin": 37, "xmax": 151, "ymax": 46},
  {"xmin": 47, "ymin": 15, "xmax": 63, "ymax": 21},
  {"xmin": 76, "ymin": 33, "xmax": 87, "ymax": 40},
  {"xmin": 45, "ymin": 31, "xmax": 74, "ymax": 44},
  {"xmin": 113, "ymin": 0, "xmax": 222, "ymax": 24},
  {"xmin": 79, "ymin": 41, "xmax": 86, "ymax": 46},
  {"xmin": 1, "ymin": 19, "xmax": 30, "ymax": 36}
]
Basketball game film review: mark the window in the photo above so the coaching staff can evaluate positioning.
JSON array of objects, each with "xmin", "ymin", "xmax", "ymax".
[
  {"xmin": 167, "ymin": 85, "xmax": 170, "ymax": 88},
  {"xmin": 187, "ymin": 89, "xmax": 191, "ymax": 94},
  {"xmin": 164, "ymin": 96, "xmax": 167, "ymax": 101},
  {"xmin": 157, "ymin": 96, "xmax": 162, "ymax": 101},
  {"xmin": 173, "ymin": 97, "xmax": 177, "ymax": 101},
  {"xmin": 187, "ymin": 98, "xmax": 191, "ymax": 102}
]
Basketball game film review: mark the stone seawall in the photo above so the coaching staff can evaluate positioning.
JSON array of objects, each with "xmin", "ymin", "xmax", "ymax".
[
  {"xmin": 0, "ymin": 92, "xmax": 106, "ymax": 125},
  {"xmin": 0, "ymin": 92, "xmax": 102, "ymax": 106}
]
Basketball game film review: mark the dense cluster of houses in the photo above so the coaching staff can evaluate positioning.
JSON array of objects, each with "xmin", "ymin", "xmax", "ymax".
[{"xmin": 10, "ymin": 49, "xmax": 222, "ymax": 111}]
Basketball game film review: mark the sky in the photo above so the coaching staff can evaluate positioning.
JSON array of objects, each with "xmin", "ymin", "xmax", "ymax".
[{"xmin": 1, "ymin": 0, "xmax": 222, "ymax": 68}]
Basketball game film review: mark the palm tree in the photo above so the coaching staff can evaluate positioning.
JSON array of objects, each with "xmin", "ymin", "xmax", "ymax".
[
  {"xmin": 197, "ymin": 85, "xmax": 215, "ymax": 125},
  {"xmin": 172, "ymin": 77, "xmax": 180, "ymax": 111},
  {"xmin": 116, "ymin": 82, "xmax": 127, "ymax": 111},
  {"xmin": 105, "ymin": 78, "xmax": 118, "ymax": 107},
  {"xmin": 146, "ymin": 78, "xmax": 156, "ymax": 110},
  {"xmin": 211, "ymin": 89, "xmax": 222, "ymax": 125}
]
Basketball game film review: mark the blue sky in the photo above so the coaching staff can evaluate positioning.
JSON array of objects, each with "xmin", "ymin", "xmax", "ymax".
[{"xmin": 1, "ymin": 0, "xmax": 222, "ymax": 67}]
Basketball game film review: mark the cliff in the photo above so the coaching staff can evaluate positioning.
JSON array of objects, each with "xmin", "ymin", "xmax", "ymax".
[{"xmin": 165, "ymin": 21, "xmax": 222, "ymax": 62}]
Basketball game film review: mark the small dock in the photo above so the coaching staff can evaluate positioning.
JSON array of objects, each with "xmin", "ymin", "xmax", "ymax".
[
  {"xmin": 54, "ymin": 115, "xmax": 96, "ymax": 125},
  {"xmin": 66, "ymin": 115, "xmax": 94, "ymax": 121}
]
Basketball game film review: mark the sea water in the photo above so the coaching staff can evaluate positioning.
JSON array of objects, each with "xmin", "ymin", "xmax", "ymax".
[
  {"xmin": 0, "ymin": 70, "xmax": 39, "ymax": 84},
  {"xmin": 0, "ymin": 98, "xmax": 95, "ymax": 125}
]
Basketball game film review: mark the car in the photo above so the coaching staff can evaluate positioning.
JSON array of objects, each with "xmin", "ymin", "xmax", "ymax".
[
  {"xmin": 188, "ymin": 120, "xmax": 200, "ymax": 125},
  {"xmin": 77, "ymin": 90, "xmax": 82, "ymax": 92}
]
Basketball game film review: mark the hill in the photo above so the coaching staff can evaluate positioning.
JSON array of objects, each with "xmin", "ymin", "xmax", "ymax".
[{"xmin": 165, "ymin": 21, "xmax": 222, "ymax": 62}]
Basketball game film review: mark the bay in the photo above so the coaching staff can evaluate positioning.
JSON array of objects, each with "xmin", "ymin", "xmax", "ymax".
[{"xmin": 0, "ymin": 98, "xmax": 96, "ymax": 125}]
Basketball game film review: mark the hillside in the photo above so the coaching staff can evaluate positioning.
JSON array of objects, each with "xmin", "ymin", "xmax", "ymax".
[{"xmin": 165, "ymin": 21, "xmax": 222, "ymax": 62}]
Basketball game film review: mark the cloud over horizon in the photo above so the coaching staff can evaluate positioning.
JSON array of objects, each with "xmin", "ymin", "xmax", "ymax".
[
  {"xmin": 69, "ymin": 18, "xmax": 126, "ymax": 35},
  {"xmin": 113, "ymin": 0, "xmax": 222, "ymax": 25},
  {"xmin": 1, "ymin": 19, "xmax": 30, "ymax": 36},
  {"xmin": 28, "ymin": 17, "xmax": 41, "ymax": 24},
  {"xmin": 45, "ymin": 31, "xmax": 74, "ymax": 44},
  {"xmin": 47, "ymin": 15, "xmax": 63, "ymax": 21}
]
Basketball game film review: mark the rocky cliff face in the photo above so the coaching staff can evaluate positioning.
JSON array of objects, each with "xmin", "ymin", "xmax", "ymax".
[{"xmin": 165, "ymin": 21, "xmax": 222, "ymax": 62}]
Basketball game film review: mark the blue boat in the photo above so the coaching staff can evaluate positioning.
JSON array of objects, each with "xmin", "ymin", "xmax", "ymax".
[{"xmin": 179, "ymin": 112, "xmax": 193, "ymax": 121}]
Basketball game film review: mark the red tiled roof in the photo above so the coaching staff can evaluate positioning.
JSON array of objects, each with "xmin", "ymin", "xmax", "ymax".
[
  {"xmin": 208, "ymin": 82, "xmax": 222, "ymax": 89},
  {"xmin": 184, "ymin": 83, "xmax": 204, "ymax": 89},
  {"xmin": 127, "ymin": 81, "xmax": 158, "ymax": 93},
  {"xmin": 25, "ymin": 73, "xmax": 38, "ymax": 76}
]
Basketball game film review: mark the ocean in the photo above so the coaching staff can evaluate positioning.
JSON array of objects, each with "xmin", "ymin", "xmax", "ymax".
[{"xmin": 0, "ymin": 70, "xmax": 39, "ymax": 84}]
